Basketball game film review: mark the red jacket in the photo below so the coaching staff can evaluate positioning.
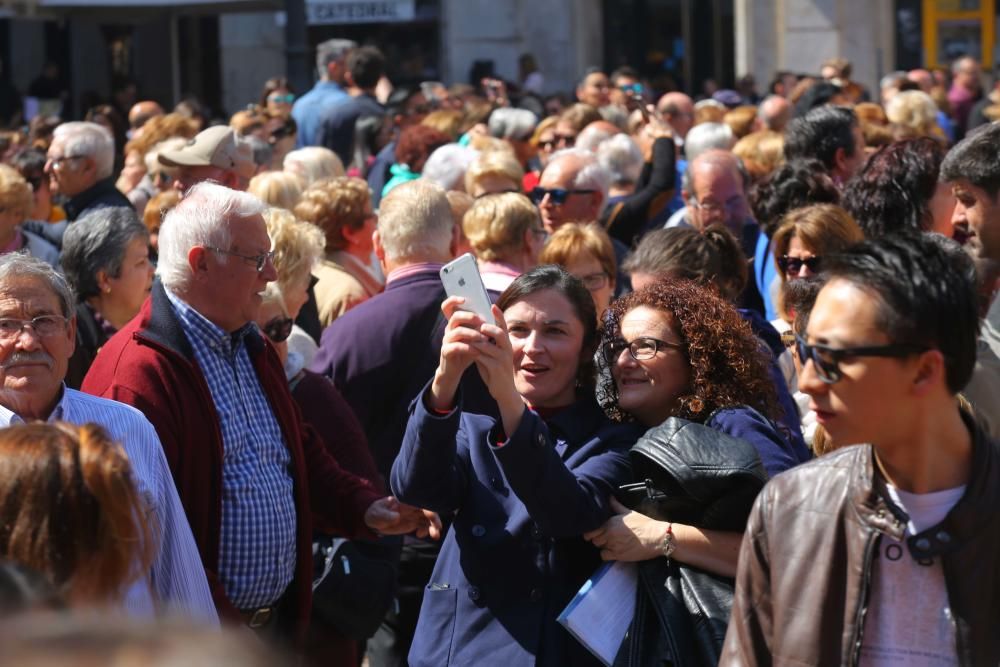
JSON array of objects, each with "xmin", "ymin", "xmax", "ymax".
[{"xmin": 82, "ymin": 282, "xmax": 381, "ymax": 638}]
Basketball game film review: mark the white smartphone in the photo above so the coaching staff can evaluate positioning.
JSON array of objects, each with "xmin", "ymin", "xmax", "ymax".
[{"xmin": 440, "ymin": 253, "xmax": 494, "ymax": 322}]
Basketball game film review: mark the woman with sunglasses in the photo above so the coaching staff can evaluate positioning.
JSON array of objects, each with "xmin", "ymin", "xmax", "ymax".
[
  {"xmin": 253, "ymin": 283, "xmax": 382, "ymax": 667},
  {"xmin": 770, "ymin": 204, "xmax": 864, "ymax": 353},
  {"xmin": 260, "ymin": 77, "xmax": 295, "ymax": 118},
  {"xmin": 391, "ymin": 265, "xmax": 644, "ymax": 667}
]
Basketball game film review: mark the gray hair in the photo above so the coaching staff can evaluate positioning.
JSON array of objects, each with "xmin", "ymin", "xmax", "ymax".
[
  {"xmin": 548, "ymin": 148, "xmax": 611, "ymax": 201},
  {"xmin": 576, "ymin": 124, "xmax": 619, "ymax": 154},
  {"xmin": 598, "ymin": 104, "xmax": 629, "ymax": 131},
  {"xmin": 596, "ymin": 134, "xmax": 643, "ymax": 186},
  {"xmin": 488, "ymin": 108, "xmax": 538, "ymax": 142},
  {"xmin": 316, "ymin": 39, "xmax": 357, "ymax": 80},
  {"xmin": 157, "ymin": 182, "xmax": 268, "ymax": 291},
  {"xmin": 377, "ymin": 179, "xmax": 453, "ymax": 262},
  {"xmin": 684, "ymin": 122, "xmax": 735, "ymax": 162},
  {"xmin": 61, "ymin": 207, "xmax": 149, "ymax": 301},
  {"xmin": 421, "ymin": 144, "xmax": 479, "ymax": 191},
  {"xmin": 52, "ymin": 122, "xmax": 115, "ymax": 180},
  {"xmin": 880, "ymin": 70, "xmax": 908, "ymax": 91},
  {"xmin": 0, "ymin": 253, "xmax": 74, "ymax": 318}
]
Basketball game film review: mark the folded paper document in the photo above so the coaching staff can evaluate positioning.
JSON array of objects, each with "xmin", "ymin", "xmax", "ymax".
[{"xmin": 557, "ymin": 560, "xmax": 637, "ymax": 666}]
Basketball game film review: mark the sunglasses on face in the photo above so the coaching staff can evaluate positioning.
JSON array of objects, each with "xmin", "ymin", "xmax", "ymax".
[
  {"xmin": 538, "ymin": 139, "xmax": 557, "ymax": 151},
  {"xmin": 268, "ymin": 93, "xmax": 295, "ymax": 104},
  {"xmin": 777, "ymin": 255, "xmax": 822, "ymax": 275},
  {"xmin": 262, "ymin": 316, "xmax": 294, "ymax": 343},
  {"xmin": 555, "ymin": 133, "xmax": 576, "ymax": 147},
  {"xmin": 793, "ymin": 334, "xmax": 929, "ymax": 384},
  {"xmin": 529, "ymin": 187, "xmax": 596, "ymax": 205}
]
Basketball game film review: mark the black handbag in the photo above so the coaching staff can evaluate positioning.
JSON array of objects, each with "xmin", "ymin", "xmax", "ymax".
[
  {"xmin": 310, "ymin": 536, "xmax": 399, "ymax": 641},
  {"xmin": 613, "ymin": 415, "xmax": 769, "ymax": 667}
]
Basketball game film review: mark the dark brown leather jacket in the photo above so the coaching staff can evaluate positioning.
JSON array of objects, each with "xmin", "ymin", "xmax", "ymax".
[{"xmin": 721, "ymin": 412, "xmax": 1000, "ymax": 666}]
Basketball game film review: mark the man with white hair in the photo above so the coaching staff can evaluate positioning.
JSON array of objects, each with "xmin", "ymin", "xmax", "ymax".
[
  {"xmin": 530, "ymin": 148, "xmax": 611, "ymax": 233},
  {"xmin": 293, "ymin": 38, "xmax": 357, "ymax": 148},
  {"xmin": 311, "ymin": 179, "xmax": 495, "ymax": 666},
  {"xmin": 82, "ymin": 182, "xmax": 439, "ymax": 639},
  {"xmin": 757, "ymin": 95, "xmax": 792, "ymax": 132},
  {"xmin": 0, "ymin": 252, "xmax": 216, "ymax": 621},
  {"xmin": 487, "ymin": 107, "xmax": 538, "ymax": 168},
  {"xmin": 45, "ymin": 121, "xmax": 131, "ymax": 221}
]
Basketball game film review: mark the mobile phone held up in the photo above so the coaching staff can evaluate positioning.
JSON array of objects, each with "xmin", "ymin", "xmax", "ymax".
[{"xmin": 440, "ymin": 253, "xmax": 494, "ymax": 323}]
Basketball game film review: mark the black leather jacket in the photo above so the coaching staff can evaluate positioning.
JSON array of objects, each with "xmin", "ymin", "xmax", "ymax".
[{"xmin": 615, "ymin": 417, "xmax": 768, "ymax": 667}]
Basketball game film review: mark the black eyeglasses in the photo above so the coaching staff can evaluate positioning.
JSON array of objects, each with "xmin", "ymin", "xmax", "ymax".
[
  {"xmin": 529, "ymin": 187, "xmax": 596, "ymax": 205},
  {"xmin": 554, "ymin": 133, "xmax": 577, "ymax": 147},
  {"xmin": 777, "ymin": 255, "xmax": 822, "ymax": 275},
  {"xmin": 206, "ymin": 246, "xmax": 274, "ymax": 272},
  {"xmin": 794, "ymin": 334, "xmax": 929, "ymax": 384},
  {"xmin": 602, "ymin": 336, "xmax": 684, "ymax": 363},
  {"xmin": 261, "ymin": 316, "xmax": 294, "ymax": 343}
]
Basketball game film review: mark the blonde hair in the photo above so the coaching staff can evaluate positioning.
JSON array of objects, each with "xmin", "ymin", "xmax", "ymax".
[
  {"xmin": 263, "ymin": 207, "xmax": 325, "ymax": 292},
  {"xmin": 0, "ymin": 165, "xmax": 33, "ymax": 220},
  {"xmin": 377, "ymin": 179, "xmax": 453, "ymax": 262},
  {"xmin": 723, "ymin": 105, "xmax": 758, "ymax": 139},
  {"xmin": 887, "ymin": 90, "xmax": 943, "ymax": 140},
  {"xmin": 733, "ymin": 130, "xmax": 785, "ymax": 182},
  {"xmin": 530, "ymin": 116, "xmax": 559, "ymax": 147},
  {"xmin": 248, "ymin": 171, "xmax": 304, "ymax": 211},
  {"xmin": 293, "ymin": 177, "xmax": 370, "ymax": 252},
  {"xmin": 463, "ymin": 151, "xmax": 524, "ymax": 195},
  {"xmin": 283, "ymin": 147, "xmax": 345, "ymax": 186},
  {"xmin": 539, "ymin": 222, "xmax": 616, "ymax": 281},
  {"xmin": 466, "ymin": 135, "xmax": 516, "ymax": 156},
  {"xmin": 421, "ymin": 110, "xmax": 464, "ymax": 141},
  {"xmin": 446, "ymin": 190, "xmax": 474, "ymax": 227},
  {"xmin": 461, "ymin": 192, "xmax": 540, "ymax": 263},
  {"xmin": 124, "ymin": 113, "xmax": 199, "ymax": 159}
]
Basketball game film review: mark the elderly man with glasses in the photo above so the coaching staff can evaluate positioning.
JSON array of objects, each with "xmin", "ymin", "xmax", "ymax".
[
  {"xmin": 723, "ymin": 234, "xmax": 1000, "ymax": 665},
  {"xmin": 82, "ymin": 182, "xmax": 440, "ymax": 642},
  {"xmin": 0, "ymin": 252, "xmax": 216, "ymax": 621},
  {"xmin": 45, "ymin": 121, "xmax": 131, "ymax": 221}
]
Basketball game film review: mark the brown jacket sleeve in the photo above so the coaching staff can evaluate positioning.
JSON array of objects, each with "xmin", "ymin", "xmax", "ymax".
[{"xmin": 720, "ymin": 483, "xmax": 776, "ymax": 667}]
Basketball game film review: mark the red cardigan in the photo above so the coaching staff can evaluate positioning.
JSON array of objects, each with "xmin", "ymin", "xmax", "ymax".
[{"xmin": 82, "ymin": 282, "xmax": 381, "ymax": 638}]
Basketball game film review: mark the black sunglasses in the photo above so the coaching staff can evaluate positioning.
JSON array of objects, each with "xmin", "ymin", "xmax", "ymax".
[
  {"xmin": 262, "ymin": 316, "xmax": 294, "ymax": 343},
  {"xmin": 794, "ymin": 334, "xmax": 929, "ymax": 384},
  {"xmin": 529, "ymin": 187, "xmax": 596, "ymax": 205},
  {"xmin": 777, "ymin": 255, "xmax": 822, "ymax": 275}
]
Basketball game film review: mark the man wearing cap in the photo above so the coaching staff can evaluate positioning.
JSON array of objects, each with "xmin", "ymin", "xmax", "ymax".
[{"xmin": 159, "ymin": 125, "xmax": 256, "ymax": 193}]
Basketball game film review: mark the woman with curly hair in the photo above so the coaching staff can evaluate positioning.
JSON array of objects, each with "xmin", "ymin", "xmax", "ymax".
[
  {"xmin": 841, "ymin": 137, "xmax": 955, "ymax": 239},
  {"xmin": 583, "ymin": 278, "xmax": 806, "ymax": 578}
]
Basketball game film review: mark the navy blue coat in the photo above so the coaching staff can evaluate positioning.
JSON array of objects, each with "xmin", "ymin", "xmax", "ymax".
[{"xmin": 391, "ymin": 387, "xmax": 644, "ymax": 667}]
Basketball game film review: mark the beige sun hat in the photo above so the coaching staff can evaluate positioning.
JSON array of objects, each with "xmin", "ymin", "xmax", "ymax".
[{"xmin": 158, "ymin": 125, "xmax": 256, "ymax": 179}]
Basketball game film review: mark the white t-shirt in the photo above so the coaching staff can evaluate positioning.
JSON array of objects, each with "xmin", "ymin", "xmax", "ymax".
[{"xmin": 858, "ymin": 483, "xmax": 966, "ymax": 666}]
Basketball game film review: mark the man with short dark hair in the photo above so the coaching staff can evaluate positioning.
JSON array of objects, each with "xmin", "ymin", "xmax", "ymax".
[
  {"xmin": 318, "ymin": 46, "xmax": 387, "ymax": 166},
  {"xmin": 784, "ymin": 105, "xmax": 866, "ymax": 186},
  {"xmin": 942, "ymin": 122, "xmax": 1000, "ymax": 435},
  {"xmin": 576, "ymin": 68, "xmax": 611, "ymax": 108},
  {"xmin": 723, "ymin": 233, "xmax": 1000, "ymax": 665},
  {"xmin": 292, "ymin": 38, "xmax": 356, "ymax": 148}
]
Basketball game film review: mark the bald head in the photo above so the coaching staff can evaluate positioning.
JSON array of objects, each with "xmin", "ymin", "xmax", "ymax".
[
  {"xmin": 685, "ymin": 149, "xmax": 750, "ymax": 235},
  {"xmin": 656, "ymin": 92, "xmax": 694, "ymax": 138},
  {"xmin": 128, "ymin": 101, "xmax": 164, "ymax": 131},
  {"xmin": 536, "ymin": 149, "xmax": 610, "ymax": 232},
  {"xmin": 907, "ymin": 69, "xmax": 933, "ymax": 92},
  {"xmin": 757, "ymin": 95, "xmax": 792, "ymax": 132}
]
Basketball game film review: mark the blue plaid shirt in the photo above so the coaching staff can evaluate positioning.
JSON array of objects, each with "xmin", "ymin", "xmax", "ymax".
[{"xmin": 165, "ymin": 289, "xmax": 297, "ymax": 609}]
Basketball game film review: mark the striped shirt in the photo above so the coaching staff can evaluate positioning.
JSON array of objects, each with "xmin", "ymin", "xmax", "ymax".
[
  {"xmin": 165, "ymin": 289, "xmax": 297, "ymax": 609},
  {"xmin": 0, "ymin": 388, "xmax": 218, "ymax": 622}
]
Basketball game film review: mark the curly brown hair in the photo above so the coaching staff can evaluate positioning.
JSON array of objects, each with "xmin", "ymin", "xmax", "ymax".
[{"xmin": 598, "ymin": 279, "xmax": 780, "ymax": 424}]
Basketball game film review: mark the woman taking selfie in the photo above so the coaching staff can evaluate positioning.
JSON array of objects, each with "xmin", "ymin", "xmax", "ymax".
[{"xmin": 391, "ymin": 265, "xmax": 644, "ymax": 667}]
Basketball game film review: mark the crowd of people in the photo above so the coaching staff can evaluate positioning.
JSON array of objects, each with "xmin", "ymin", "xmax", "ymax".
[{"xmin": 0, "ymin": 37, "xmax": 996, "ymax": 666}]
